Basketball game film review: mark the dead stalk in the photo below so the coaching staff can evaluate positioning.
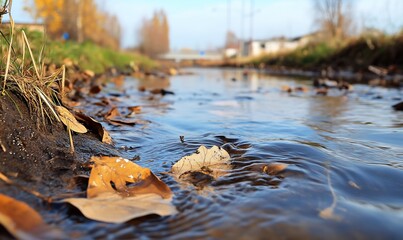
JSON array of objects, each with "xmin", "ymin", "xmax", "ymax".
[{"xmin": 68, "ymin": 126, "xmax": 74, "ymax": 153}]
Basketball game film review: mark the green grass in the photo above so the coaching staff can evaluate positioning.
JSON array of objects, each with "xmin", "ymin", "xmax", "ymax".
[
  {"xmin": 46, "ymin": 40, "xmax": 157, "ymax": 73},
  {"xmin": 250, "ymin": 32, "xmax": 403, "ymax": 70},
  {"xmin": 6, "ymin": 28, "xmax": 157, "ymax": 74},
  {"xmin": 251, "ymin": 42, "xmax": 337, "ymax": 69}
]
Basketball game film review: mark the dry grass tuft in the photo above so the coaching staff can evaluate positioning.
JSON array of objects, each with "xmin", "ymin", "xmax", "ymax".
[{"xmin": 1, "ymin": 0, "xmax": 65, "ymax": 127}]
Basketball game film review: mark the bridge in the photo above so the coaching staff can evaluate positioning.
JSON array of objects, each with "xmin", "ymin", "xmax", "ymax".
[{"xmin": 158, "ymin": 52, "xmax": 222, "ymax": 62}]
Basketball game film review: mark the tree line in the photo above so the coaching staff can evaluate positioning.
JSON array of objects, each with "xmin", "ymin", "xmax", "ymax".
[
  {"xmin": 25, "ymin": 0, "xmax": 121, "ymax": 49},
  {"xmin": 137, "ymin": 10, "xmax": 169, "ymax": 57}
]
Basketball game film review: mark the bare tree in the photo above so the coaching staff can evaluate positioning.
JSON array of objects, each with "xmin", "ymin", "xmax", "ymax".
[{"xmin": 313, "ymin": 0, "xmax": 354, "ymax": 41}]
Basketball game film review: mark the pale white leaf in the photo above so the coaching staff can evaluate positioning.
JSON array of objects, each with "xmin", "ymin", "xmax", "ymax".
[{"xmin": 172, "ymin": 145, "xmax": 231, "ymax": 178}]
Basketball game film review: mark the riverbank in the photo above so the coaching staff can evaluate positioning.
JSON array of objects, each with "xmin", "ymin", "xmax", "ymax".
[{"xmin": 220, "ymin": 34, "xmax": 403, "ymax": 87}]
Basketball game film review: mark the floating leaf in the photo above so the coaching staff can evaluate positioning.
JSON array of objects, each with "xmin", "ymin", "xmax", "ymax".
[
  {"xmin": 55, "ymin": 106, "xmax": 87, "ymax": 133},
  {"xmin": 0, "ymin": 194, "xmax": 61, "ymax": 239},
  {"xmin": 74, "ymin": 111, "xmax": 112, "ymax": 144},
  {"xmin": 262, "ymin": 163, "xmax": 288, "ymax": 175},
  {"xmin": 128, "ymin": 106, "xmax": 142, "ymax": 114},
  {"xmin": 104, "ymin": 107, "xmax": 120, "ymax": 120},
  {"xmin": 89, "ymin": 85, "xmax": 102, "ymax": 94},
  {"xmin": 64, "ymin": 156, "xmax": 176, "ymax": 223},
  {"xmin": 172, "ymin": 145, "xmax": 231, "ymax": 179},
  {"xmin": 108, "ymin": 118, "xmax": 137, "ymax": 126}
]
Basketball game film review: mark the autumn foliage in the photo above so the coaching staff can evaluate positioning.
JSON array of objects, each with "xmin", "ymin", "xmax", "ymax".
[
  {"xmin": 138, "ymin": 10, "xmax": 170, "ymax": 57},
  {"xmin": 27, "ymin": 0, "xmax": 121, "ymax": 49}
]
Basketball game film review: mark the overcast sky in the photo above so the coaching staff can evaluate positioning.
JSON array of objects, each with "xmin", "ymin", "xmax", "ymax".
[{"xmin": 8, "ymin": 0, "xmax": 403, "ymax": 50}]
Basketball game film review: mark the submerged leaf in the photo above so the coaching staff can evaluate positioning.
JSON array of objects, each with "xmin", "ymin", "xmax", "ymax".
[
  {"xmin": 64, "ymin": 156, "xmax": 176, "ymax": 223},
  {"xmin": 172, "ymin": 145, "xmax": 231, "ymax": 179},
  {"xmin": 55, "ymin": 106, "xmax": 87, "ymax": 133},
  {"xmin": 0, "ymin": 194, "xmax": 61, "ymax": 239}
]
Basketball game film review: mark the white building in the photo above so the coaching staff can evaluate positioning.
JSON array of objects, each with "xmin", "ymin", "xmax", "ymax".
[{"xmin": 240, "ymin": 32, "xmax": 319, "ymax": 57}]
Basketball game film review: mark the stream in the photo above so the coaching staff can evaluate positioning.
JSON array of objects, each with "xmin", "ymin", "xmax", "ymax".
[{"xmin": 68, "ymin": 68, "xmax": 403, "ymax": 239}]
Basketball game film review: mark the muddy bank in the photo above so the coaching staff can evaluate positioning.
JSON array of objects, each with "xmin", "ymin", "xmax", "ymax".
[
  {"xmin": 255, "ymin": 67, "xmax": 403, "ymax": 87},
  {"xmin": 0, "ymin": 91, "xmax": 120, "ymax": 207},
  {"xmin": 219, "ymin": 35, "xmax": 403, "ymax": 87}
]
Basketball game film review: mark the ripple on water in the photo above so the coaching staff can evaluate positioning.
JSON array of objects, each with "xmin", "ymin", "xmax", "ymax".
[{"xmin": 46, "ymin": 69, "xmax": 403, "ymax": 239}]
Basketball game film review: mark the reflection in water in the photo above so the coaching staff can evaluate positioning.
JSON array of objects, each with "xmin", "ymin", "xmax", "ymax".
[
  {"xmin": 56, "ymin": 68, "xmax": 403, "ymax": 239},
  {"xmin": 306, "ymin": 95, "xmax": 349, "ymax": 133}
]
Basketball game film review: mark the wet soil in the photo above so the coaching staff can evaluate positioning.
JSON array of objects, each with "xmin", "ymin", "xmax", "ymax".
[{"xmin": 0, "ymin": 92, "xmax": 119, "ymax": 212}]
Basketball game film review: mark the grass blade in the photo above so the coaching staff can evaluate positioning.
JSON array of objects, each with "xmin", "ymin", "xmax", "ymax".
[
  {"xmin": 35, "ymin": 86, "xmax": 60, "ymax": 122},
  {"xmin": 22, "ymin": 30, "xmax": 41, "ymax": 80}
]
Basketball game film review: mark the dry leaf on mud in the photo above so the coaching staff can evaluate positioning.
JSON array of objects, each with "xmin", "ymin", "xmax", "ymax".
[
  {"xmin": 74, "ymin": 111, "xmax": 112, "ymax": 144},
  {"xmin": 55, "ymin": 106, "xmax": 87, "ymax": 133},
  {"xmin": 64, "ymin": 156, "xmax": 176, "ymax": 223},
  {"xmin": 0, "ymin": 194, "xmax": 61, "ymax": 239},
  {"xmin": 172, "ymin": 145, "xmax": 231, "ymax": 179}
]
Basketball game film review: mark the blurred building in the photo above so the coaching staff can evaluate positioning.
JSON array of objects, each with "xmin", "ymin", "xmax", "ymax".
[{"xmin": 230, "ymin": 32, "xmax": 321, "ymax": 58}]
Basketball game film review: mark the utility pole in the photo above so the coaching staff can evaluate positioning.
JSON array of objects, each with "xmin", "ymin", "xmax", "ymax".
[
  {"xmin": 240, "ymin": 0, "xmax": 245, "ymax": 57},
  {"xmin": 227, "ymin": 0, "xmax": 231, "ymax": 33},
  {"xmin": 249, "ymin": 0, "xmax": 254, "ymax": 41}
]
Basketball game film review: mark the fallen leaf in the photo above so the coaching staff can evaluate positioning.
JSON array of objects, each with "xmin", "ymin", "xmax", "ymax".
[
  {"xmin": 128, "ymin": 106, "xmax": 142, "ymax": 114},
  {"xmin": 172, "ymin": 145, "xmax": 231, "ymax": 179},
  {"xmin": 104, "ymin": 107, "xmax": 120, "ymax": 120},
  {"xmin": 0, "ymin": 194, "xmax": 61, "ymax": 239},
  {"xmin": 150, "ymin": 89, "xmax": 175, "ymax": 95},
  {"xmin": 262, "ymin": 163, "xmax": 288, "ymax": 175},
  {"xmin": 108, "ymin": 118, "xmax": 137, "ymax": 126},
  {"xmin": 74, "ymin": 111, "xmax": 113, "ymax": 144},
  {"xmin": 89, "ymin": 85, "xmax": 102, "ymax": 94},
  {"xmin": 84, "ymin": 69, "xmax": 95, "ymax": 78},
  {"xmin": 64, "ymin": 193, "xmax": 175, "ymax": 223},
  {"xmin": 55, "ymin": 106, "xmax": 87, "ymax": 133},
  {"xmin": 111, "ymin": 75, "xmax": 125, "ymax": 88},
  {"xmin": 64, "ymin": 156, "xmax": 176, "ymax": 223}
]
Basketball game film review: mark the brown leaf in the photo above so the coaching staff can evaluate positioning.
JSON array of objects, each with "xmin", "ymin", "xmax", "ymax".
[
  {"xmin": 89, "ymin": 85, "xmax": 102, "ymax": 94},
  {"xmin": 0, "ymin": 194, "xmax": 61, "ymax": 239},
  {"xmin": 262, "ymin": 163, "xmax": 288, "ymax": 175},
  {"xmin": 111, "ymin": 75, "xmax": 125, "ymax": 88},
  {"xmin": 64, "ymin": 156, "xmax": 177, "ymax": 223},
  {"xmin": 83, "ymin": 69, "xmax": 95, "ymax": 78},
  {"xmin": 55, "ymin": 106, "xmax": 87, "ymax": 133},
  {"xmin": 87, "ymin": 156, "xmax": 172, "ymax": 199},
  {"xmin": 108, "ymin": 118, "xmax": 137, "ymax": 126},
  {"xmin": 74, "ymin": 111, "xmax": 113, "ymax": 144},
  {"xmin": 105, "ymin": 107, "xmax": 120, "ymax": 120},
  {"xmin": 62, "ymin": 99, "xmax": 81, "ymax": 108},
  {"xmin": 128, "ymin": 106, "xmax": 142, "ymax": 114}
]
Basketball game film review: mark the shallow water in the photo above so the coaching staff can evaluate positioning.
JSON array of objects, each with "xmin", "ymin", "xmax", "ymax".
[{"xmin": 73, "ymin": 68, "xmax": 402, "ymax": 239}]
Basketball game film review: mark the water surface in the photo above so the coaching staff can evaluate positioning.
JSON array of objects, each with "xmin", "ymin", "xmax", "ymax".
[{"xmin": 78, "ymin": 68, "xmax": 403, "ymax": 239}]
